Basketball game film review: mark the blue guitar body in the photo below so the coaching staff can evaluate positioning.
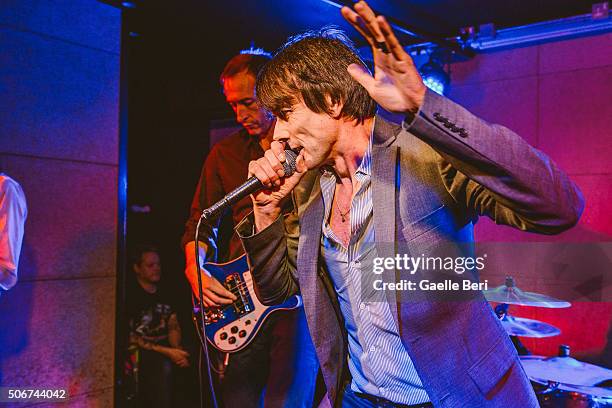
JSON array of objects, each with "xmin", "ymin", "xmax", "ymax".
[{"xmin": 193, "ymin": 255, "xmax": 302, "ymax": 353}]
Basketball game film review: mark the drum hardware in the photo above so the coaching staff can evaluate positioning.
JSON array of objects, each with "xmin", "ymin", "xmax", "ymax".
[
  {"xmin": 486, "ymin": 278, "xmax": 611, "ymax": 406},
  {"xmin": 499, "ymin": 313, "xmax": 561, "ymax": 338},
  {"xmin": 521, "ymin": 345, "xmax": 612, "ymax": 387},
  {"xmin": 495, "ymin": 302, "xmax": 562, "ymax": 338},
  {"xmin": 484, "ymin": 276, "xmax": 571, "ymax": 308},
  {"xmin": 521, "ymin": 346, "xmax": 612, "ymax": 407}
]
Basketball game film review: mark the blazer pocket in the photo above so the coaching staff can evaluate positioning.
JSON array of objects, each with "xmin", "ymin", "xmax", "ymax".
[
  {"xmin": 467, "ymin": 335, "xmax": 515, "ymax": 396},
  {"xmin": 401, "ymin": 205, "xmax": 447, "ymax": 243}
]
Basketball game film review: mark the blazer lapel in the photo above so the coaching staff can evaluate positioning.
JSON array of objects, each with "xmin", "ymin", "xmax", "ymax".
[
  {"xmin": 372, "ymin": 116, "xmax": 402, "ymax": 328},
  {"xmin": 296, "ymin": 177, "xmax": 324, "ymax": 312}
]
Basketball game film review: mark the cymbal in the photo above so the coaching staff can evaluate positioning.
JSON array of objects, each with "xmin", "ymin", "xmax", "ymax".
[
  {"xmin": 484, "ymin": 276, "xmax": 571, "ymax": 308},
  {"xmin": 500, "ymin": 314, "xmax": 561, "ymax": 338},
  {"xmin": 521, "ymin": 354, "xmax": 612, "ymax": 387}
]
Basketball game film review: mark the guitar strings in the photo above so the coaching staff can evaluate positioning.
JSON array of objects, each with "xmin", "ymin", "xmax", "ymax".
[{"xmin": 203, "ymin": 279, "xmax": 254, "ymax": 313}]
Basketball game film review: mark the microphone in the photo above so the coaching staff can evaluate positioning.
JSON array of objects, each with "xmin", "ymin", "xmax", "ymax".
[{"xmin": 201, "ymin": 149, "xmax": 299, "ymax": 220}]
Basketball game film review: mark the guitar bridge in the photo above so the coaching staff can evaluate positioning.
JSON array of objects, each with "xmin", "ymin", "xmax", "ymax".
[{"xmin": 225, "ymin": 273, "xmax": 251, "ymax": 315}]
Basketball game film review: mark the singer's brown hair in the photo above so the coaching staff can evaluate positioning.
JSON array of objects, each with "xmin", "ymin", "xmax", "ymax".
[{"xmin": 256, "ymin": 27, "xmax": 377, "ymax": 123}]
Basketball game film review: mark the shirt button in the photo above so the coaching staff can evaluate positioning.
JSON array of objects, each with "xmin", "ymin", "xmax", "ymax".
[
  {"xmin": 369, "ymin": 345, "xmax": 376, "ymax": 352},
  {"xmin": 359, "ymin": 302, "xmax": 366, "ymax": 310}
]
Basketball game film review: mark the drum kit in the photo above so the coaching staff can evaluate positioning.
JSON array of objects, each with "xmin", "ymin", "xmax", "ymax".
[{"xmin": 484, "ymin": 277, "xmax": 612, "ymax": 407}]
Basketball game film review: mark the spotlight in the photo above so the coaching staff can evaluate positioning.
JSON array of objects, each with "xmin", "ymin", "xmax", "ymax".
[
  {"xmin": 240, "ymin": 41, "xmax": 272, "ymax": 58},
  {"xmin": 419, "ymin": 58, "xmax": 450, "ymax": 95}
]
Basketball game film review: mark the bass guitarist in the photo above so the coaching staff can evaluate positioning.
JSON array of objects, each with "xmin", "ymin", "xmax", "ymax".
[{"xmin": 182, "ymin": 49, "xmax": 319, "ymax": 408}]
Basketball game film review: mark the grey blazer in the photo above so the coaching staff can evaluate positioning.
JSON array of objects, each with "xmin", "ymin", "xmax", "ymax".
[{"xmin": 237, "ymin": 89, "xmax": 584, "ymax": 407}]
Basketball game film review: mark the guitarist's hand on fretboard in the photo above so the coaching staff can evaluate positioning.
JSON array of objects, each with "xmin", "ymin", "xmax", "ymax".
[
  {"xmin": 185, "ymin": 261, "xmax": 237, "ymax": 307},
  {"xmin": 192, "ymin": 255, "xmax": 302, "ymax": 353}
]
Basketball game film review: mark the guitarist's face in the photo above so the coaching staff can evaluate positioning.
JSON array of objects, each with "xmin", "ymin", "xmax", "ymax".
[
  {"xmin": 223, "ymin": 72, "xmax": 274, "ymax": 138},
  {"xmin": 134, "ymin": 251, "xmax": 162, "ymax": 285}
]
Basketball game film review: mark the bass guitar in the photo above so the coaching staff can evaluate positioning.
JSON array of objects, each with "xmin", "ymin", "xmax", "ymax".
[{"xmin": 193, "ymin": 254, "xmax": 302, "ymax": 353}]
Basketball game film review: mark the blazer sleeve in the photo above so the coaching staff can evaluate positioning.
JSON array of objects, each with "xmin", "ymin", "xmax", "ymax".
[
  {"xmin": 235, "ymin": 210, "xmax": 300, "ymax": 305},
  {"xmin": 403, "ymin": 89, "xmax": 584, "ymax": 234}
]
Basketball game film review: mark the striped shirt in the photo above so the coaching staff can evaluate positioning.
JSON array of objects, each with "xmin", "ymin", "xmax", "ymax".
[{"xmin": 319, "ymin": 137, "xmax": 430, "ymax": 405}]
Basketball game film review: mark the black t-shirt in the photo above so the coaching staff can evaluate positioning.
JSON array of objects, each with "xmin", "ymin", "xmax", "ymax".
[{"xmin": 127, "ymin": 283, "xmax": 177, "ymax": 347}]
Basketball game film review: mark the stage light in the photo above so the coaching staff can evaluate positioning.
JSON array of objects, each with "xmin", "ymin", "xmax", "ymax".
[
  {"xmin": 240, "ymin": 42, "xmax": 272, "ymax": 58},
  {"xmin": 419, "ymin": 58, "xmax": 450, "ymax": 95}
]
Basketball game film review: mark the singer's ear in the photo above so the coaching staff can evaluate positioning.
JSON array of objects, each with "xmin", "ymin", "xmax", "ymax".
[
  {"xmin": 326, "ymin": 95, "xmax": 344, "ymax": 119},
  {"xmin": 295, "ymin": 150, "xmax": 307, "ymax": 173}
]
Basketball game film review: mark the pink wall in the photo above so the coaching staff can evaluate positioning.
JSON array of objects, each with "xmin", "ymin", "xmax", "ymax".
[
  {"xmin": 0, "ymin": 1, "xmax": 120, "ymax": 405},
  {"xmin": 448, "ymin": 33, "xmax": 612, "ymax": 361}
]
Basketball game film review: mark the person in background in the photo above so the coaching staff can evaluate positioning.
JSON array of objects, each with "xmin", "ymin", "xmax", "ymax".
[
  {"xmin": 127, "ymin": 245, "xmax": 189, "ymax": 408},
  {"xmin": 0, "ymin": 172, "xmax": 27, "ymax": 295}
]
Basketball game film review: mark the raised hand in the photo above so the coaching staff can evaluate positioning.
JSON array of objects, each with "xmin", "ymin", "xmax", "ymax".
[{"xmin": 341, "ymin": 1, "xmax": 427, "ymax": 114}]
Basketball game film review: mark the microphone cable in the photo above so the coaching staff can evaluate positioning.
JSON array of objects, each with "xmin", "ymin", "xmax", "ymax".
[{"xmin": 194, "ymin": 214, "xmax": 219, "ymax": 408}]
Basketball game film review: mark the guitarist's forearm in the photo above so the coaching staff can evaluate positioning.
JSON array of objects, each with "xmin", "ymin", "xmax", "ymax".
[{"xmin": 184, "ymin": 241, "xmax": 210, "ymax": 266}]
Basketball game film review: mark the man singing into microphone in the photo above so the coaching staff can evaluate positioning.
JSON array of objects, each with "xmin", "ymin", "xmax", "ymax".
[
  {"xmin": 235, "ymin": 2, "xmax": 583, "ymax": 407},
  {"xmin": 182, "ymin": 50, "xmax": 318, "ymax": 407}
]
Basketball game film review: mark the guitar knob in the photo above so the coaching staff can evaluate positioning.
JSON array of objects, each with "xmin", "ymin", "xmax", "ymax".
[
  {"xmin": 220, "ymin": 332, "xmax": 228, "ymax": 340},
  {"xmin": 245, "ymin": 320, "xmax": 251, "ymax": 326},
  {"xmin": 230, "ymin": 326, "xmax": 238, "ymax": 334},
  {"xmin": 228, "ymin": 336, "xmax": 236, "ymax": 344},
  {"xmin": 239, "ymin": 330, "xmax": 247, "ymax": 338}
]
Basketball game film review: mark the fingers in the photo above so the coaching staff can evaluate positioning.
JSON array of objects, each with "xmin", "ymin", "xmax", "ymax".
[
  {"xmin": 343, "ymin": 1, "xmax": 409, "ymax": 62},
  {"xmin": 248, "ymin": 160, "xmax": 276, "ymax": 188},
  {"xmin": 189, "ymin": 271, "xmax": 236, "ymax": 306},
  {"xmin": 203, "ymin": 289, "xmax": 232, "ymax": 306},
  {"xmin": 341, "ymin": 2, "xmax": 384, "ymax": 44},
  {"xmin": 377, "ymin": 15, "xmax": 411, "ymax": 64},
  {"xmin": 264, "ymin": 149, "xmax": 286, "ymax": 178},
  {"xmin": 270, "ymin": 140, "xmax": 286, "ymax": 162},
  {"xmin": 208, "ymin": 277, "xmax": 237, "ymax": 302},
  {"xmin": 354, "ymin": 1, "xmax": 385, "ymax": 42},
  {"xmin": 347, "ymin": 63, "xmax": 376, "ymax": 93},
  {"xmin": 341, "ymin": 6, "xmax": 375, "ymax": 46},
  {"xmin": 248, "ymin": 147, "xmax": 286, "ymax": 188},
  {"xmin": 172, "ymin": 349, "xmax": 190, "ymax": 367}
]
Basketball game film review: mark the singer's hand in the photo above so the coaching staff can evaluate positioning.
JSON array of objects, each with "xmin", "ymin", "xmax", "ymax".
[
  {"xmin": 341, "ymin": 1, "xmax": 426, "ymax": 114},
  {"xmin": 248, "ymin": 141, "xmax": 306, "ymax": 231}
]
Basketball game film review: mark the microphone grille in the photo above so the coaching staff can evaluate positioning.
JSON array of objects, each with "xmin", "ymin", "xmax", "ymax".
[{"xmin": 283, "ymin": 149, "xmax": 298, "ymax": 177}]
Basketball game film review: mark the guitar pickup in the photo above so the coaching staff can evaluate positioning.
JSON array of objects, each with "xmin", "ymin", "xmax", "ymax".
[{"xmin": 225, "ymin": 273, "xmax": 252, "ymax": 315}]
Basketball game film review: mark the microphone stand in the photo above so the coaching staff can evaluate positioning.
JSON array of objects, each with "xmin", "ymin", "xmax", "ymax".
[
  {"xmin": 193, "ymin": 148, "xmax": 298, "ymax": 408},
  {"xmin": 194, "ymin": 212, "xmax": 219, "ymax": 408}
]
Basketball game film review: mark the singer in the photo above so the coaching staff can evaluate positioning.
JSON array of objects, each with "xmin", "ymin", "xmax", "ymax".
[{"xmin": 235, "ymin": 1, "xmax": 584, "ymax": 407}]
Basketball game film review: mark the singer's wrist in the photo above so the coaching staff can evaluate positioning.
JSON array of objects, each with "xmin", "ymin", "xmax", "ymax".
[{"xmin": 253, "ymin": 205, "xmax": 282, "ymax": 233}]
